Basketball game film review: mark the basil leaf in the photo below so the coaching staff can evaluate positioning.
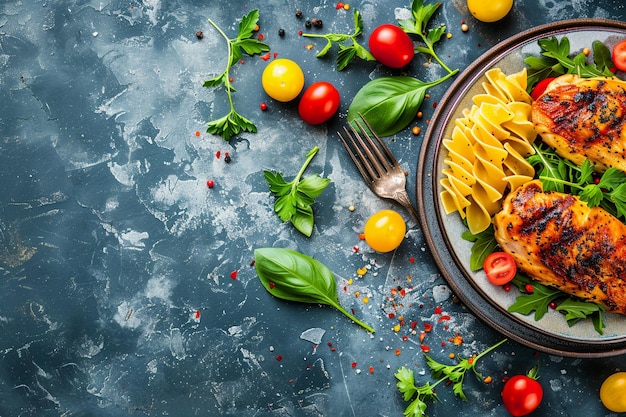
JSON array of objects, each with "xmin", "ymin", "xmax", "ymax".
[
  {"xmin": 254, "ymin": 248, "xmax": 375, "ymax": 332},
  {"xmin": 347, "ymin": 73, "xmax": 455, "ymax": 137}
]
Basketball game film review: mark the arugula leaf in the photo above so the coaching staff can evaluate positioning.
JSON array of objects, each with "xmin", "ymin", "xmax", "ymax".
[
  {"xmin": 204, "ymin": 10, "xmax": 270, "ymax": 140},
  {"xmin": 347, "ymin": 71, "xmax": 457, "ymax": 137},
  {"xmin": 264, "ymin": 146, "xmax": 330, "ymax": 237},
  {"xmin": 302, "ymin": 10, "xmax": 374, "ymax": 70},
  {"xmin": 524, "ymin": 35, "xmax": 614, "ymax": 92},
  {"xmin": 508, "ymin": 280, "xmax": 562, "ymax": 321},
  {"xmin": 254, "ymin": 248, "xmax": 374, "ymax": 332},
  {"xmin": 508, "ymin": 275, "xmax": 607, "ymax": 334},
  {"xmin": 397, "ymin": 0, "xmax": 455, "ymax": 74},
  {"xmin": 462, "ymin": 225, "xmax": 498, "ymax": 271}
]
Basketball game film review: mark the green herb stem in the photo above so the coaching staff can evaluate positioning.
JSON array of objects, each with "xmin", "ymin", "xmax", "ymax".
[
  {"xmin": 208, "ymin": 18, "xmax": 235, "ymax": 112},
  {"xmin": 333, "ymin": 302, "xmax": 376, "ymax": 333},
  {"xmin": 293, "ymin": 146, "xmax": 319, "ymax": 190}
]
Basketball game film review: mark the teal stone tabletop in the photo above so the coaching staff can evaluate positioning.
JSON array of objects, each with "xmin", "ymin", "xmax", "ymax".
[{"xmin": 2, "ymin": 0, "xmax": 626, "ymax": 416}]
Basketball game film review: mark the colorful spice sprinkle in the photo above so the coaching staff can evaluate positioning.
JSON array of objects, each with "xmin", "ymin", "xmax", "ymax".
[
  {"xmin": 260, "ymin": 102, "xmax": 268, "ymax": 111},
  {"xmin": 461, "ymin": 23, "xmax": 469, "ymax": 32},
  {"xmin": 344, "ymin": 3, "xmax": 350, "ymax": 10},
  {"xmin": 278, "ymin": 28, "xmax": 285, "ymax": 37},
  {"xmin": 196, "ymin": 31, "xmax": 204, "ymax": 39},
  {"xmin": 362, "ymin": 297, "xmax": 369, "ymax": 304},
  {"xmin": 525, "ymin": 284, "xmax": 535, "ymax": 293},
  {"xmin": 336, "ymin": 2, "xmax": 344, "ymax": 9},
  {"xmin": 230, "ymin": 270, "xmax": 238, "ymax": 280},
  {"xmin": 351, "ymin": 361, "xmax": 357, "ymax": 368},
  {"xmin": 357, "ymin": 267, "xmax": 367, "ymax": 276},
  {"xmin": 206, "ymin": 180, "xmax": 215, "ymax": 188},
  {"xmin": 269, "ymin": 282, "xmax": 275, "ymax": 289},
  {"xmin": 195, "ymin": 310, "xmax": 201, "ymax": 319},
  {"xmin": 420, "ymin": 345, "xmax": 430, "ymax": 353},
  {"xmin": 224, "ymin": 153, "xmax": 232, "ymax": 163},
  {"xmin": 195, "ymin": 131, "xmax": 201, "ymax": 137},
  {"xmin": 411, "ymin": 126, "xmax": 421, "ymax": 135},
  {"xmin": 449, "ymin": 333, "xmax": 463, "ymax": 345},
  {"xmin": 276, "ymin": 355, "xmax": 283, "ymax": 361},
  {"xmin": 260, "ymin": 52, "xmax": 271, "ymax": 61},
  {"xmin": 216, "ymin": 150, "xmax": 221, "ymax": 159},
  {"xmin": 258, "ymin": 33, "xmax": 265, "ymax": 40}
]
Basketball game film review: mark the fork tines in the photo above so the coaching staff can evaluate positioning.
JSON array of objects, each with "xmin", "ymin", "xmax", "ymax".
[{"xmin": 338, "ymin": 116, "xmax": 397, "ymax": 184}]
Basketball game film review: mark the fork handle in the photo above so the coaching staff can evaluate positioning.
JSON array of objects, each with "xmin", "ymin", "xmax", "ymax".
[{"xmin": 393, "ymin": 190, "xmax": 420, "ymax": 225}]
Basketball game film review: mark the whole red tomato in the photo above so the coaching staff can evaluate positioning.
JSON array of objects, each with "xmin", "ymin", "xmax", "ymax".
[
  {"xmin": 298, "ymin": 81, "xmax": 341, "ymax": 125},
  {"xmin": 368, "ymin": 24, "xmax": 414, "ymax": 68},
  {"xmin": 502, "ymin": 374, "xmax": 543, "ymax": 416}
]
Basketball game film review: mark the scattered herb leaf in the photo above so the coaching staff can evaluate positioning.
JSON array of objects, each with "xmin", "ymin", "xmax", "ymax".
[
  {"xmin": 397, "ymin": 0, "xmax": 455, "ymax": 74},
  {"xmin": 396, "ymin": 339, "xmax": 507, "ymax": 417},
  {"xmin": 264, "ymin": 146, "xmax": 330, "ymax": 237},
  {"xmin": 302, "ymin": 10, "xmax": 375, "ymax": 70},
  {"xmin": 254, "ymin": 247, "xmax": 375, "ymax": 332},
  {"xmin": 347, "ymin": 71, "xmax": 457, "ymax": 137},
  {"xmin": 204, "ymin": 9, "xmax": 270, "ymax": 140}
]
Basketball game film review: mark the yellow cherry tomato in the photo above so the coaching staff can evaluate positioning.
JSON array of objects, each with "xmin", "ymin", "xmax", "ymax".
[
  {"xmin": 261, "ymin": 58, "xmax": 305, "ymax": 102},
  {"xmin": 600, "ymin": 372, "xmax": 626, "ymax": 412},
  {"xmin": 363, "ymin": 210, "xmax": 406, "ymax": 253},
  {"xmin": 467, "ymin": 0, "xmax": 513, "ymax": 22}
]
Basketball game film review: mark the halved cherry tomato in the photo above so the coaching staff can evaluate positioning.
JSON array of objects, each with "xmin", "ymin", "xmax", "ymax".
[
  {"xmin": 368, "ymin": 24, "xmax": 414, "ymax": 69},
  {"xmin": 600, "ymin": 372, "xmax": 626, "ymax": 412},
  {"xmin": 298, "ymin": 81, "xmax": 340, "ymax": 125},
  {"xmin": 502, "ymin": 374, "xmax": 543, "ymax": 416},
  {"xmin": 612, "ymin": 39, "xmax": 626, "ymax": 72},
  {"xmin": 483, "ymin": 252, "xmax": 517, "ymax": 285},
  {"xmin": 530, "ymin": 77, "xmax": 555, "ymax": 101}
]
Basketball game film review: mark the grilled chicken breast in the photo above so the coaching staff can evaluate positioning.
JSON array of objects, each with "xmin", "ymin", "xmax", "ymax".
[
  {"xmin": 532, "ymin": 74, "xmax": 626, "ymax": 173},
  {"xmin": 493, "ymin": 180, "xmax": 626, "ymax": 314}
]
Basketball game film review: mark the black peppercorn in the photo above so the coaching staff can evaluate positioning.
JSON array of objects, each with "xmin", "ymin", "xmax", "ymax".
[
  {"xmin": 224, "ymin": 153, "xmax": 232, "ymax": 163},
  {"xmin": 278, "ymin": 28, "xmax": 285, "ymax": 37},
  {"xmin": 314, "ymin": 19, "xmax": 323, "ymax": 28},
  {"xmin": 295, "ymin": 10, "xmax": 303, "ymax": 18},
  {"xmin": 305, "ymin": 20, "xmax": 312, "ymax": 28},
  {"xmin": 195, "ymin": 31, "xmax": 203, "ymax": 39}
]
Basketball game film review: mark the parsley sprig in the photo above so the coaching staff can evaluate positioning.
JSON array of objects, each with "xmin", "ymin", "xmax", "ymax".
[
  {"xmin": 397, "ymin": 0, "xmax": 454, "ymax": 74},
  {"xmin": 524, "ymin": 36, "xmax": 614, "ymax": 91},
  {"xmin": 263, "ymin": 146, "xmax": 330, "ymax": 237},
  {"xmin": 395, "ymin": 339, "xmax": 507, "ymax": 417},
  {"xmin": 203, "ymin": 10, "xmax": 270, "ymax": 140},
  {"xmin": 302, "ymin": 10, "xmax": 374, "ymax": 71}
]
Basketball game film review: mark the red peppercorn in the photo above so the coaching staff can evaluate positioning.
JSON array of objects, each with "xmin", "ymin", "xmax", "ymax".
[
  {"xmin": 525, "ymin": 283, "xmax": 535, "ymax": 293},
  {"xmin": 206, "ymin": 180, "xmax": 215, "ymax": 188},
  {"xmin": 260, "ymin": 102, "xmax": 268, "ymax": 111}
]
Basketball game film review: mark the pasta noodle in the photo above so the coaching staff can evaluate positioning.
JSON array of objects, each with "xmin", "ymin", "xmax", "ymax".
[{"xmin": 440, "ymin": 68, "xmax": 537, "ymax": 234}]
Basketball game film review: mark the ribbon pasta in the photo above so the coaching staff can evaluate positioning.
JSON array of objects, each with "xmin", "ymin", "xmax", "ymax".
[{"xmin": 440, "ymin": 68, "xmax": 537, "ymax": 234}]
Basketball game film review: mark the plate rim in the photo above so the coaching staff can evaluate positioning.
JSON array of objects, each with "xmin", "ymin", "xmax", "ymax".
[{"xmin": 416, "ymin": 18, "xmax": 626, "ymax": 358}]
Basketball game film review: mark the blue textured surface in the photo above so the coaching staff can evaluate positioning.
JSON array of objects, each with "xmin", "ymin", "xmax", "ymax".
[{"xmin": 1, "ymin": 0, "xmax": 626, "ymax": 416}]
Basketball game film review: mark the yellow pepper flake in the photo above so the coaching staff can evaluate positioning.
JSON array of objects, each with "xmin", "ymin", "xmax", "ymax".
[
  {"xmin": 449, "ymin": 332, "xmax": 463, "ymax": 345},
  {"xmin": 583, "ymin": 47, "xmax": 591, "ymax": 56},
  {"xmin": 446, "ymin": 32, "xmax": 452, "ymax": 39},
  {"xmin": 306, "ymin": 44, "xmax": 314, "ymax": 50},
  {"xmin": 448, "ymin": 353, "xmax": 455, "ymax": 359},
  {"xmin": 395, "ymin": 349, "xmax": 401, "ymax": 356},
  {"xmin": 357, "ymin": 267, "xmax": 367, "ymax": 276},
  {"xmin": 393, "ymin": 324, "xmax": 401, "ymax": 333},
  {"xmin": 483, "ymin": 376, "xmax": 493, "ymax": 384},
  {"xmin": 362, "ymin": 297, "xmax": 369, "ymax": 304},
  {"xmin": 355, "ymin": 291, "xmax": 360, "ymax": 298},
  {"xmin": 348, "ymin": 278, "xmax": 353, "ymax": 285},
  {"xmin": 343, "ymin": 3, "xmax": 350, "ymax": 10}
]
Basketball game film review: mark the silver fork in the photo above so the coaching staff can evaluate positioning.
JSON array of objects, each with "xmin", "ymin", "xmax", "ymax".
[{"xmin": 338, "ymin": 115, "xmax": 419, "ymax": 223}]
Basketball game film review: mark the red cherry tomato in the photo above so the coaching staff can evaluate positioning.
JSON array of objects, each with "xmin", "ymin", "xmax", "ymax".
[
  {"xmin": 612, "ymin": 39, "xmax": 626, "ymax": 72},
  {"xmin": 483, "ymin": 252, "xmax": 517, "ymax": 286},
  {"xmin": 368, "ymin": 24, "xmax": 414, "ymax": 69},
  {"xmin": 502, "ymin": 375, "xmax": 543, "ymax": 416},
  {"xmin": 530, "ymin": 77, "xmax": 555, "ymax": 101},
  {"xmin": 298, "ymin": 81, "xmax": 341, "ymax": 125}
]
